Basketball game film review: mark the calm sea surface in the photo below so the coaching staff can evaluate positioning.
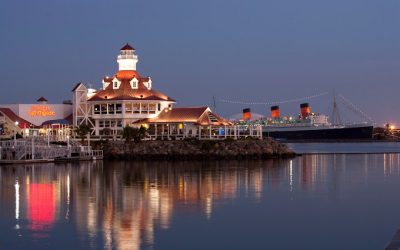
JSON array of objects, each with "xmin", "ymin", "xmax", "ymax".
[{"xmin": 2, "ymin": 144, "xmax": 400, "ymax": 249}]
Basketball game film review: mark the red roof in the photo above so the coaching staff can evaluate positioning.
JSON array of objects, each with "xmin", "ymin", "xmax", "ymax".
[
  {"xmin": 88, "ymin": 70, "xmax": 175, "ymax": 102},
  {"xmin": 137, "ymin": 107, "xmax": 232, "ymax": 126},
  {"xmin": 121, "ymin": 43, "xmax": 135, "ymax": 51},
  {"xmin": 0, "ymin": 108, "xmax": 36, "ymax": 128}
]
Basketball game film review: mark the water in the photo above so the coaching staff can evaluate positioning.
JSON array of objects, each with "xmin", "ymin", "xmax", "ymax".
[
  {"xmin": 1, "ymin": 150, "xmax": 400, "ymax": 249},
  {"xmin": 287, "ymin": 142, "xmax": 400, "ymax": 154}
]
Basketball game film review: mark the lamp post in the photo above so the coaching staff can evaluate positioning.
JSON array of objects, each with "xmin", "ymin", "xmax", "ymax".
[{"xmin": 14, "ymin": 121, "xmax": 19, "ymax": 146}]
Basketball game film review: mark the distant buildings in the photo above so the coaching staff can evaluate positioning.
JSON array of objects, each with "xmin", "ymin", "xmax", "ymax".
[{"xmin": 0, "ymin": 97, "xmax": 72, "ymax": 139}]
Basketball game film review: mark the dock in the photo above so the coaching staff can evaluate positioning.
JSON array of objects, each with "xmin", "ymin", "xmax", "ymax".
[{"xmin": 0, "ymin": 137, "xmax": 102, "ymax": 165}]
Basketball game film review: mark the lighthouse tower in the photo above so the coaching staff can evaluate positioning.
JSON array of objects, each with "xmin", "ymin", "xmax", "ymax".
[{"xmin": 117, "ymin": 43, "xmax": 138, "ymax": 71}]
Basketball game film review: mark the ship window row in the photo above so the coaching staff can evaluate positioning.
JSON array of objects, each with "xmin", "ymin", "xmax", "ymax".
[
  {"xmin": 98, "ymin": 120, "xmax": 123, "ymax": 128},
  {"xmin": 93, "ymin": 103, "xmax": 161, "ymax": 115}
]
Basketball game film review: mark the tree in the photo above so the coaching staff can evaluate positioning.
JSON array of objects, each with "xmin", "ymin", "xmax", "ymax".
[
  {"xmin": 122, "ymin": 126, "xmax": 136, "ymax": 143},
  {"xmin": 123, "ymin": 125, "xmax": 147, "ymax": 143},
  {"xmin": 74, "ymin": 124, "xmax": 91, "ymax": 143}
]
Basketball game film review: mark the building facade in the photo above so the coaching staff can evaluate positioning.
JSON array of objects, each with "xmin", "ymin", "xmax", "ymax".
[
  {"xmin": 71, "ymin": 44, "xmax": 262, "ymax": 140},
  {"xmin": 0, "ymin": 97, "xmax": 72, "ymax": 139},
  {"xmin": 73, "ymin": 44, "xmax": 176, "ymax": 137}
]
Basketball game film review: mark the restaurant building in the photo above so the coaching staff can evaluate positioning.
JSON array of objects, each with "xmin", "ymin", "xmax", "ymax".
[{"xmin": 72, "ymin": 44, "xmax": 261, "ymax": 139}]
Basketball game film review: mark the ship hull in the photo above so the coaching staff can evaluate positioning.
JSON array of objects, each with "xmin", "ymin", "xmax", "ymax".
[{"xmin": 263, "ymin": 125, "xmax": 373, "ymax": 140}]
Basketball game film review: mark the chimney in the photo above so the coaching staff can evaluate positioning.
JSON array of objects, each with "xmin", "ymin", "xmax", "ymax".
[
  {"xmin": 242, "ymin": 108, "xmax": 251, "ymax": 121},
  {"xmin": 300, "ymin": 103, "xmax": 311, "ymax": 119},
  {"xmin": 271, "ymin": 106, "xmax": 280, "ymax": 119}
]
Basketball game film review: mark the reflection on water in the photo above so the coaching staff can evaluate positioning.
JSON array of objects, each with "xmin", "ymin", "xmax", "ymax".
[{"xmin": 1, "ymin": 154, "xmax": 400, "ymax": 249}]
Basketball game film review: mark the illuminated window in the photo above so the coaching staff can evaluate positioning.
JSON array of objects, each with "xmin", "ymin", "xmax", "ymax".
[
  {"xmin": 149, "ymin": 103, "xmax": 156, "ymax": 114},
  {"xmin": 125, "ymin": 103, "xmax": 132, "ymax": 113},
  {"xmin": 133, "ymin": 103, "xmax": 140, "ymax": 113},
  {"xmin": 141, "ymin": 103, "xmax": 149, "ymax": 114}
]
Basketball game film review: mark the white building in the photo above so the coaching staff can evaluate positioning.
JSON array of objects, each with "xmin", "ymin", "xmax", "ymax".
[
  {"xmin": 72, "ymin": 44, "xmax": 261, "ymax": 140},
  {"xmin": 72, "ymin": 44, "xmax": 177, "ymax": 136}
]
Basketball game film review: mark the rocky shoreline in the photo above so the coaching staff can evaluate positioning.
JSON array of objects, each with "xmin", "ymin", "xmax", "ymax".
[{"xmin": 93, "ymin": 138, "xmax": 296, "ymax": 160}]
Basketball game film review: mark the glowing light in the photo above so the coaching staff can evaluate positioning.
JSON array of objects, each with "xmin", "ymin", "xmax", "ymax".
[
  {"xmin": 390, "ymin": 125, "xmax": 395, "ymax": 130},
  {"xmin": 15, "ymin": 179, "xmax": 20, "ymax": 220},
  {"xmin": 28, "ymin": 105, "xmax": 56, "ymax": 117},
  {"xmin": 289, "ymin": 160, "xmax": 293, "ymax": 192}
]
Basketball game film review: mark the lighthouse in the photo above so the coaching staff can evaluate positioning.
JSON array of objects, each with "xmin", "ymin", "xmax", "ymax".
[{"xmin": 117, "ymin": 43, "xmax": 138, "ymax": 71}]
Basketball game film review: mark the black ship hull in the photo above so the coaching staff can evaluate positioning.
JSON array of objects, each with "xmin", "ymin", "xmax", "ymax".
[{"xmin": 263, "ymin": 125, "xmax": 374, "ymax": 140}]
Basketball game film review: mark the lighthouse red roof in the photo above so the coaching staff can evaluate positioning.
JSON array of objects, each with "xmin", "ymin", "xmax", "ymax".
[{"xmin": 120, "ymin": 43, "xmax": 135, "ymax": 51}]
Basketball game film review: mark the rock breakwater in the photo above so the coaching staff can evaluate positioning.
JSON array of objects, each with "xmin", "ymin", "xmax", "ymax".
[{"xmin": 94, "ymin": 138, "xmax": 296, "ymax": 160}]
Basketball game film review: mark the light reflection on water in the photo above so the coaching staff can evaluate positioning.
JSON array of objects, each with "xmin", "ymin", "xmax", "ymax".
[{"xmin": 1, "ymin": 154, "xmax": 400, "ymax": 249}]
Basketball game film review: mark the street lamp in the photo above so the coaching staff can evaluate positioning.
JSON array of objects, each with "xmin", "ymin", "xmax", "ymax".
[{"xmin": 14, "ymin": 121, "xmax": 19, "ymax": 145}]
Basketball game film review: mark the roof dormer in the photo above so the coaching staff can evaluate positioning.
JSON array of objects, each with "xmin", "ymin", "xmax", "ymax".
[
  {"xmin": 130, "ymin": 78, "xmax": 138, "ymax": 89},
  {"xmin": 112, "ymin": 78, "xmax": 121, "ymax": 89},
  {"xmin": 143, "ymin": 77, "xmax": 152, "ymax": 90},
  {"xmin": 102, "ymin": 79, "xmax": 111, "ymax": 90}
]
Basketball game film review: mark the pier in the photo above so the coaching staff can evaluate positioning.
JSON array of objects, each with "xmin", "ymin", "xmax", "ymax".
[{"xmin": 0, "ymin": 137, "xmax": 102, "ymax": 164}]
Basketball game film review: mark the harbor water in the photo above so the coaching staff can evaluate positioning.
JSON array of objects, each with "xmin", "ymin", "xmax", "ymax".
[{"xmin": 1, "ymin": 143, "xmax": 400, "ymax": 249}]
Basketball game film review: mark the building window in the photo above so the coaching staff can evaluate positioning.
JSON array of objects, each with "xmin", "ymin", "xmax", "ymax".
[
  {"xmin": 141, "ymin": 103, "xmax": 149, "ymax": 114},
  {"xmin": 130, "ymin": 79, "xmax": 138, "ymax": 89},
  {"xmin": 116, "ymin": 104, "xmax": 122, "ymax": 114},
  {"xmin": 108, "ymin": 103, "xmax": 115, "ymax": 114},
  {"xmin": 125, "ymin": 103, "xmax": 132, "ymax": 113},
  {"xmin": 94, "ymin": 105, "xmax": 100, "ymax": 114},
  {"xmin": 100, "ymin": 104, "xmax": 107, "ymax": 114},
  {"xmin": 158, "ymin": 103, "xmax": 161, "ymax": 111},
  {"xmin": 133, "ymin": 103, "xmax": 140, "ymax": 113},
  {"xmin": 149, "ymin": 103, "xmax": 156, "ymax": 114}
]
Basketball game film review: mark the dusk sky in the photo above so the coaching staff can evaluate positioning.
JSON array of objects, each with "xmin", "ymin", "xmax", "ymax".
[{"xmin": 0, "ymin": 0, "xmax": 399, "ymax": 125}]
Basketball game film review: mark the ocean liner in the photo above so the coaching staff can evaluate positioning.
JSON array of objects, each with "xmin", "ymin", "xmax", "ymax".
[{"xmin": 236, "ymin": 102, "xmax": 373, "ymax": 140}]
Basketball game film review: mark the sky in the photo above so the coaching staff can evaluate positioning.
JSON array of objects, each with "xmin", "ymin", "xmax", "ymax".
[{"xmin": 0, "ymin": 0, "xmax": 399, "ymax": 126}]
